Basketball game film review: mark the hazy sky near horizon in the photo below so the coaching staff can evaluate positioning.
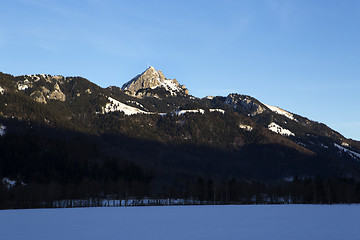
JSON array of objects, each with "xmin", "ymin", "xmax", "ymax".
[{"xmin": 1, "ymin": 0, "xmax": 359, "ymax": 140}]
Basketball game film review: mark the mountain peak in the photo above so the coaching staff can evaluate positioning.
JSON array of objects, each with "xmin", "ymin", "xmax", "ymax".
[
  {"xmin": 121, "ymin": 67, "xmax": 189, "ymax": 97},
  {"xmin": 141, "ymin": 66, "xmax": 156, "ymax": 75},
  {"xmin": 147, "ymin": 66, "xmax": 156, "ymax": 71}
]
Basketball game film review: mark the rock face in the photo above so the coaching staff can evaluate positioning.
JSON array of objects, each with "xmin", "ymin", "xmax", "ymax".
[
  {"xmin": 48, "ymin": 83, "xmax": 66, "ymax": 102},
  {"xmin": 19, "ymin": 75, "xmax": 67, "ymax": 104},
  {"xmin": 122, "ymin": 66, "xmax": 189, "ymax": 97},
  {"xmin": 225, "ymin": 93, "xmax": 266, "ymax": 116},
  {"xmin": 30, "ymin": 87, "xmax": 50, "ymax": 104}
]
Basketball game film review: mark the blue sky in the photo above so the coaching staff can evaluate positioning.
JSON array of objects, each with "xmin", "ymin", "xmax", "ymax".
[{"xmin": 1, "ymin": 0, "xmax": 359, "ymax": 140}]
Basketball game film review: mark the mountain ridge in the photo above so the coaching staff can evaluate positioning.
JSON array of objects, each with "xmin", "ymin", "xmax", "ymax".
[
  {"xmin": 1, "ymin": 68, "xmax": 360, "ymax": 178},
  {"xmin": 0, "ymin": 69, "xmax": 359, "ymax": 144},
  {"xmin": 2, "ymin": 68, "xmax": 360, "ymax": 208}
]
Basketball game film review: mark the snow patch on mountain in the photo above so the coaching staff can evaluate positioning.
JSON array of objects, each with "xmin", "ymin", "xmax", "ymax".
[
  {"xmin": 175, "ymin": 109, "xmax": 205, "ymax": 115},
  {"xmin": 209, "ymin": 109, "xmax": 225, "ymax": 114},
  {"xmin": 126, "ymin": 100, "xmax": 146, "ymax": 110},
  {"xmin": 268, "ymin": 122, "xmax": 295, "ymax": 136},
  {"xmin": 23, "ymin": 74, "xmax": 65, "ymax": 86},
  {"xmin": 26, "ymin": 75, "xmax": 41, "ymax": 82},
  {"xmin": 2, "ymin": 178, "xmax": 16, "ymax": 189},
  {"xmin": 295, "ymin": 141, "xmax": 307, "ymax": 147},
  {"xmin": 0, "ymin": 86, "xmax": 5, "ymax": 94},
  {"xmin": 264, "ymin": 104, "xmax": 298, "ymax": 122},
  {"xmin": 320, "ymin": 143, "xmax": 329, "ymax": 149},
  {"xmin": 334, "ymin": 143, "xmax": 360, "ymax": 160},
  {"xmin": 102, "ymin": 97, "xmax": 149, "ymax": 115},
  {"xmin": 153, "ymin": 79, "xmax": 181, "ymax": 96},
  {"xmin": 17, "ymin": 80, "xmax": 31, "ymax": 90},
  {"xmin": 239, "ymin": 124, "xmax": 253, "ymax": 131},
  {"xmin": 0, "ymin": 124, "xmax": 6, "ymax": 136}
]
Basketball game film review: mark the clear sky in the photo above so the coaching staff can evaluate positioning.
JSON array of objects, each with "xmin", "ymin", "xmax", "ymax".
[{"xmin": 1, "ymin": 0, "xmax": 359, "ymax": 140}]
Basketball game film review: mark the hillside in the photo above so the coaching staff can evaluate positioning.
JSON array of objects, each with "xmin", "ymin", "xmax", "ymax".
[{"xmin": 1, "ymin": 67, "xmax": 360, "ymax": 208}]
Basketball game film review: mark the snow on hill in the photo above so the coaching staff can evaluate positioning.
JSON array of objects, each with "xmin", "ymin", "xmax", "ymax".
[
  {"xmin": 175, "ymin": 109, "xmax": 205, "ymax": 115},
  {"xmin": 268, "ymin": 122, "xmax": 295, "ymax": 136},
  {"xmin": 2, "ymin": 178, "xmax": 16, "ymax": 189},
  {"xmin": 126, "ymin": 100, "xmax": 146, "ymax": 110},
  {"xmin": 17, "ymin": 80, "xmax": 30, "ymax": 91},
  {"xmin": 209, "ymin": 109, "xmax": 225, "ymax": 114},
  {"xmin": 264, "ymin": 104, "xmax": 298, "ymax": 122},
  {"xmin": 0, "ymin": 124, "xmax": 6, "ymax": 136},
  {"xmin": 153, "ymin": 78, "xmax": 181, "ymax": 96},
  {"xmin": 334, "ymin": 143, "xmax": 360, "ymax": 160},
  {"xmin": 102, "ymin": 97, "xmax": 150, "ymax": 115},
  {"xmin": 239, "ymin": 124, "xmax": 253, "ymax": 131}
]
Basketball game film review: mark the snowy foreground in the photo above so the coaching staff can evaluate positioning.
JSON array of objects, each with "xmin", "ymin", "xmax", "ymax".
[{"xmin": 1, "ymin": 205, "xmax": 359, "ymax": 240}]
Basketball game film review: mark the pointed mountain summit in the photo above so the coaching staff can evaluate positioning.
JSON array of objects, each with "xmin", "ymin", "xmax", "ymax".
[{"xmin": 121, "ymin": 66, "xmax": 189, "ymax": 97}]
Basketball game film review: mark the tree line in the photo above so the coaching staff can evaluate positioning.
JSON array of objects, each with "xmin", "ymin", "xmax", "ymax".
[{"xmin": 2, "ymin": 175, "xmax": 360, "ymax": 209}]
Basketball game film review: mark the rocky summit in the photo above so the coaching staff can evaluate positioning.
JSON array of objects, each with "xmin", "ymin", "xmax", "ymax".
[{"xmin": 121, "ymin": 66, "xmax": 189, "ymax": 97}]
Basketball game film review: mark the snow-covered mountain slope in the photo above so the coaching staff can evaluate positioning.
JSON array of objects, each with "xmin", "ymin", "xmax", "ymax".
[
  {"xmin": 217, "ymin": 93, "xmax": 358, "ymax": 151},
  {"xmin": 268, "ymin": 122, "xmax": 295, "ymax": 136},
  {"xmin": 122, "ymin": 66, "xmax": 189, "ymax": 97},
  {"xmin": 264, "ymin": 104, "xmax": 298, "ymax": 122},
  {"xmin": 209, "ymin": 109, "xmax": 225, "ymax": 114},
  {"xmin": 175, "ymin": 109, "xmax": 205, "ymax": 115},
  {"xmin": 334, "ymin": 143, "xmax": 360, "ymax": 160},
  {"xmin": 102, "ymin": 97, "xmax": 150, "ymax": 115}
]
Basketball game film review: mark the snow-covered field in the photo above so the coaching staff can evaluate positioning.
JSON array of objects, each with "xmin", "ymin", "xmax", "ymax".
[{"xmin": 1, "ymin": 205, "xmax": 359, "ymax": 240}]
